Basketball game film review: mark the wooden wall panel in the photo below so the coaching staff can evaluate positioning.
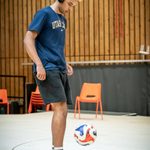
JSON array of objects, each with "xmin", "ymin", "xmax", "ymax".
[
  {"xmin": 99, "ymin": 0, "xmax": 105, "ymax": 61},
  {"xmin": 69, "ymin": 7, "xmax": 75, "ymax": 62},
  {"xmin": 140, "ymin": 0, "xmax": 145, "ymax": 47},
  {"xmin": 79, "ymin": 1, "xmax": 84, "ymax": 61},
  {"xmin": 124, "ymin": 0, "xmax": 130, "ymax": 60},
  {"xmin": 94, "ymin": 0, "xmax": 100, "ymax": 61},
  {"xmin": 0, "ymin": 0, "xmax": 150, "ymax": 99},
  {"xmin": 89, "ymin": 0, "xmax": 94, "ymax": 61},
  {"xmin": 104, "ymin": 0, "xmax": 109, "ymax": 61},
  {"xmin": 84, "ymin": 0, "xmax": 90, "ymax": 61},
  {"xmin": 1, "ymin": 0, "xmax": 6, "ymax": 88},
  {"xmin": 119, "ymin": 0, "xmax": 125, "ymax": 60},
  {"xmin": 135, "ymin": 0, "xmax": 140, "ymax": 60},
  {"xmin": 109, "ymin": 0, "xmax": 115, "ymax": 61},
  {"xmin": 129, "ymin": 0, "xmax": 135, "ymax": 60},
  {"xmin": 114, "ymin": 0, "xmax": 120, "ymax": 60},
  {"xmin": 145, "ymin": 0, "xmax": 150, "ymax": 59},
  {"xmin": 74, "ymin": 3, "xmax": 79, "ymax": 61}
]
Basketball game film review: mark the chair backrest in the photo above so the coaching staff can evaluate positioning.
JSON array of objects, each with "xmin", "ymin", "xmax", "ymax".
[
  {"xmin": 80, "ymin": 83, "xmax": 101, "ymax": 100},
  {"xmin": 0, "ymin": 89, "xmax": 8, "ymax": 103}
]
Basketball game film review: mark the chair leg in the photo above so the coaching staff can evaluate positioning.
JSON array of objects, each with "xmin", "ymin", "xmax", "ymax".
[
  {"xmin": 28, "ymin": 101, "xmax": 32, "ymax": 113},
  {"xmin": 100, "ymin": 101, "xmax": 103, "ymax": 120},
  {"xmin": 96, "ymin": 102, "xmax": 99, "ymax": 118},
  {"xmin": 78, "ymin": 101, "xmax": 80, "ymax": 119},
  {"xmin": 74, "ymin": 99, "xmax": 78, "ymax": 118}
]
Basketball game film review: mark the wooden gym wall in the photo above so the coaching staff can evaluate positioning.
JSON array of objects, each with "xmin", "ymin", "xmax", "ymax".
[{"xmin": 0, "ymin": 0, "xmax": 150, "ymax": 98}]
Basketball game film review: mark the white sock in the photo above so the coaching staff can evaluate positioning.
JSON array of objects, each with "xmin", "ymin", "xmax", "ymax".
[{"xmin": 54, "ymin": 147, "xmax": 63, "ymax": 150}]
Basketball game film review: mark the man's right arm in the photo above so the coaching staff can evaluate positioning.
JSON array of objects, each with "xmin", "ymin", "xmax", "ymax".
[{"xmin": 24, "ymin": 31, "xmax": 46, "ymax": 81}]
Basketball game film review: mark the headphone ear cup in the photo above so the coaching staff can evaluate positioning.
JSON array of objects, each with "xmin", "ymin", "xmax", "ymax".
[{"xmin": 58, "ymin": 0, "xmax": 64, "ymax": 3}]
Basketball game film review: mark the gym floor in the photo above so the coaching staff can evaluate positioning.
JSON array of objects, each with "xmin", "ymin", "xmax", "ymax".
[{"xmin": 0, "ymin": 112, "xmax": 150, "ymax": 150}]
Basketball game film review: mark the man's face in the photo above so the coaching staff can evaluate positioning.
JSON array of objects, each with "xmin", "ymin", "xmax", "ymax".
[{"xmin": 59, "ymin": 0, "xmax": 78, "ymax": 14}]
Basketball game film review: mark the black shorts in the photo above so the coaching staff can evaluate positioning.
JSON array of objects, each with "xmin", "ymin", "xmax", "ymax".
[{"xmin": 34, "ymin": 70, "xmax": 72, "ymax": 105}]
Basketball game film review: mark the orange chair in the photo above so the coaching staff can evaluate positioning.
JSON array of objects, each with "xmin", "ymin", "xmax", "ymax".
[
  {"xmin": 0, "ymin": 89, "xmax": 9, "ymax": 114},
  {"xmin": 74, "ymin": 83, "xmax": 103, "ymax": 119},
  {"xmin": 28, "ymin": 86, "xmax": 51, "ymax": 113}
]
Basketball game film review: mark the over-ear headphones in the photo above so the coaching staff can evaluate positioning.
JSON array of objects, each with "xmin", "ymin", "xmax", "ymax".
[{"xmin": 58, "ymin": 0, "xmax": 64, "ymax": 3}]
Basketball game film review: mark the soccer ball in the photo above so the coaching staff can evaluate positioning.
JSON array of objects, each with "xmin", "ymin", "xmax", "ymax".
[{"xmin": 74, "ymin": 124, "xmax": 97, "ymax": 146}]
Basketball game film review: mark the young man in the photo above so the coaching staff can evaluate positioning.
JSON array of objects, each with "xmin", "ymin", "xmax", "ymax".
[{"xmin": 24, "ymin": 0, "xmax": 79, "ymax": 150}]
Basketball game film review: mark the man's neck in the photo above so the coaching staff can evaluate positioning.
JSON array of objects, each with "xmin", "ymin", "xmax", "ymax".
[{"xmin": 50, "ymin": 2, "xmax": 63, "ymax": 15}]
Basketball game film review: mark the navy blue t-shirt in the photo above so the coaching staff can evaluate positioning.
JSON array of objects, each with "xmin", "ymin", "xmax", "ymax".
[{"xmin": 28, "ymin": 6, "xmax": 67, "ymax": 72}]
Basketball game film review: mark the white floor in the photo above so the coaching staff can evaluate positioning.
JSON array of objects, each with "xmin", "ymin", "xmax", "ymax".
[{"xmin": 0, "ymin": 112, "xmax": 150, "ymax": 150}]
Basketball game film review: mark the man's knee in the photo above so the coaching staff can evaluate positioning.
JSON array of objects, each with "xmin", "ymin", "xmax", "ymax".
[{"xmin": 52, "ymin": 101, "xmax": 68, "ymax": 117}]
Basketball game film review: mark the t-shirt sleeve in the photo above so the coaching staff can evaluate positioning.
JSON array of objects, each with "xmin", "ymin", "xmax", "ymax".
[{"xmin": 28, "ymin": 10, "xmax": 47, "ymax": 33}]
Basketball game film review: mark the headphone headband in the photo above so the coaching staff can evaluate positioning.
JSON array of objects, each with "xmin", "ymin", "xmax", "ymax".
[{"xmin": 58, "ymin": 0, "xmax": 64, "ymax": 3}]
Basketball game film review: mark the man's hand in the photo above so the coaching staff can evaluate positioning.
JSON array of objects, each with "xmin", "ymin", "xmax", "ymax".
[
  {"xmin": 36, "ymin": 64, "xmax": 46, "ymax": 80},
  {"xmin": 67, "ymin": 64, "xmax": 73, "ymax": 76}
]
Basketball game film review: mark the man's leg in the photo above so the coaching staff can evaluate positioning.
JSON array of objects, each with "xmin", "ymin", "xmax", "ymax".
[{"xmin": 51, "ymin": 101, "xmax": 68, "ymax": 148}]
